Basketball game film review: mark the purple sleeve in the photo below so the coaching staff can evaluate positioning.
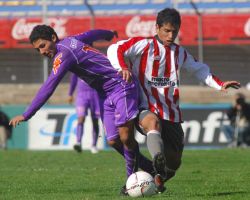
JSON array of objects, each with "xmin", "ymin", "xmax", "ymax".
[
  {"xmin": 74, "ymin": 30, "xmax": 115, "ymax": 45},
  {"xmin": 68, "ymin": 73, "xmax": 78, "ymax": 96},
  {"xmin": 22, "ymin": 50, "xmax": 77, "ymax": 120}
]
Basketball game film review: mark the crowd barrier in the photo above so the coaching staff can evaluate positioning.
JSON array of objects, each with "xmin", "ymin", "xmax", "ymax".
[{"xmin": 2, "ymin": 103, "xmax": 231, "ymax": 150}]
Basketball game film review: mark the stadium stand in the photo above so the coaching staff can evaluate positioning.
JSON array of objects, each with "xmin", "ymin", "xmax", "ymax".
[
  {"xmin": 0, "ymin": 0, "xmax": 250, "ymax": 105},
  {"xmin": 0, "ymin": 0, "xmax": 250, "ymax": 17}
]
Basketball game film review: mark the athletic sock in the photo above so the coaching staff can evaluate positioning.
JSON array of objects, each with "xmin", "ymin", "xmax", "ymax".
[
  {"xmin": 113, "ymin": 143, "xmax": 153, "ymax": 175},
  {"xmin": 146, "ymin": 130, "xmax": 164, "ymax": 158},
  {"xmin": 112, "ymin": 144, "xmax": 124, "ymax": 156},
  {"xmin": 76, "ymin": 123, "xmax": 84, "ymax": 144},
  {"xmin": 92, "ymin": 129, "xmax": 98, "ymax": 147},
  {"xmin": 92, "ymin": 119, "xmax": 99, "ymax": 146},
  {"xmin": 124, "ymin": 146, "xmax": 139, "ymax": 177}
]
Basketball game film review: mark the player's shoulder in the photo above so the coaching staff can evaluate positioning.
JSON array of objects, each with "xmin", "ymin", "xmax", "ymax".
[
  {"xmin": 172, "ymin": 42, "xmax": 183, "ymax": 49},
  {"xmin": 125, "ymin": 36, "xmax": 154, "ymax": 47},
  {"xmin": 53, "ymin": 39, "xmax": 77, "ymax": 61},
  {"xmin": 172, "ymin": 43, "xmax": 187, "ymax": 53},
  {"xmin": 130, "ymin": 36, "xmax": 152, "ymax": 42},
  {"xmin": 57, "ymin": 36, "xmax": 83, "ymax": 51}
]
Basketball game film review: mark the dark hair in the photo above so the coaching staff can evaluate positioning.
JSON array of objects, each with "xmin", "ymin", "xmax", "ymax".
[
  {"xmin": 156, "ymin": 8, "xmax": 181, "ymax": 28},
  {"xmin": 235, "ymin": 93, "xmax": 245, "ymax": 105},
  {"xmin": 29, "ymin": 24, "xmax": 59, "ymax": 44}
]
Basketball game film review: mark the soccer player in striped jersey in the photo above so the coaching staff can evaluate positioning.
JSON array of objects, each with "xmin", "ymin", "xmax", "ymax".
[
  {"xmin": 107, "ymin": 8, "xmax": 240, "ymax": 192},
  {"xmin": 8, "ymin": 25, "xmax": 154, "ymax": 193}
]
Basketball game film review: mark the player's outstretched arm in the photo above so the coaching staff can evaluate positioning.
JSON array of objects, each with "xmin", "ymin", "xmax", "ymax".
[
  {"xmin": 221, "ymin": 81, "xmax": 241, "ymax": 92},
  {"xmin": 9, "ymin": 115, "xmax": 25, "ymax": 128}
]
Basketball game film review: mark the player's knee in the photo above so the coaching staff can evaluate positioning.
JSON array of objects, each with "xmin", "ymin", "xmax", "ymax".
[
  {"xmin": 140, "ymin": 114, "xmax": 160, "ymax": 133},
  {"xmin": 119, "ymin": 134, "xmax": 130, "ymax": 145},
  {"xmin": 78, "ymin": 116, "xmax": 85, "ymax": 124},
  {"xmin": 107, "ymin": 140, "xmax": 116, "ymax": 147},
  {"xmin": 107, "ymin": 138, "xmax": 123, "ymax": 150},
  {"xmin": 119, "ymin": 133, "xmax": 137, "ymax": 149},
  {"xmin": 119, "ymin": 123, "xmax": 135, "ymax": 145},
  {"xmin": 145, "ymin": 120, "xmax": 160, "ymax": 133}
]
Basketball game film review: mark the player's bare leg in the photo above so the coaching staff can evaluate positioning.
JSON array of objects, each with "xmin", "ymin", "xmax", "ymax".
[
  {"xmin": 116, "ymin": 119, "xmax": 139, "ymax": 196},
  {"xmin": 118, "ymin": 119, "xmax": 139, "ymax": 177}
]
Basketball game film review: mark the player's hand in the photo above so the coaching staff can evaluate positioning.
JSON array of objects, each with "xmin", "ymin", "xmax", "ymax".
[
  {"xmin": 9, "ymin": 115, "xmax": 25, "ymax": 128},
  {"xmin": 118, "ymin": 69, "xmax": 132, "ymax": 82},
  {"xmin": 221, "ymin": 81, "xmax": 241, "ymax": 92},
  {"xmin": 68, "ymin": 96, "xmax": 74, "ymax": 104}
]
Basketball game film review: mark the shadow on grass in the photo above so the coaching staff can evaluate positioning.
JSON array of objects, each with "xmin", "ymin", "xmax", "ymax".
[{"xmin": 210, "ymin": 191, "xmax": 248, "ymax": 197}]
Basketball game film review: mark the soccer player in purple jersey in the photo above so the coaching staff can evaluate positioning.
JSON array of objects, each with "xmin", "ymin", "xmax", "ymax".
[
  {"xmin": 9, "ymin": 25, "xmax": 154, "ymax": 193},
  {"xmin": 65, "ymin": 29, "xmax": 153, "ymax": 176},
  {"xmin": 68, "ymin": 74, "xmax": 101, "ymax": 153},
  {"xmin": 9, "ymin": 25, "xmax": 138, "ymax": 185},
  {"xmin": 67, "ymin": 29, "xmax": 118, "ymax": 154}
]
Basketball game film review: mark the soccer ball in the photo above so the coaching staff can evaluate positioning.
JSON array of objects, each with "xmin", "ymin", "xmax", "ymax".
[{"xmin": 126, "ymin": 171, "xmax": 156, "ymax": 197}]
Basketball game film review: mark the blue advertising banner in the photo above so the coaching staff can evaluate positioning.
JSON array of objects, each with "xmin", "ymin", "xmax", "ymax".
[
  {"xmin": 181, "ymin": 104, "xmax": 231, "ymax": 149},
  {"xmin": 2, "ymin": 104, "xmax": 232, "ymax": 150}
]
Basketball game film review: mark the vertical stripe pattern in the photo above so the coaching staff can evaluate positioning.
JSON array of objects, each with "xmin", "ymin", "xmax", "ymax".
[{"xmin": 110, "ymin": 38, "xmax": 221, "ymax": 122}]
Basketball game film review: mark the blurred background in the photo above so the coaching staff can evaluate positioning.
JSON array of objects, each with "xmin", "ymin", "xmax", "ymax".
[{"xmin": 0, "ymin": 0, "xmax": 250, "ymax": 150}]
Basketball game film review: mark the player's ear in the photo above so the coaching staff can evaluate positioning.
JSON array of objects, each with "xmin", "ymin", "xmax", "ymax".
[
  {"xmin": 52, "ymin": 34, "xmax": 57, "ymax": 42},
  {"xmin": 156, "ymin": 24, "xmax": 160, "ymax": 34}
]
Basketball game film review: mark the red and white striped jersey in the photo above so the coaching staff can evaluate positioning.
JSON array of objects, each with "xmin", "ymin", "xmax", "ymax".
[{"xmin": 107, "ymin": 36, "xmax": 224, "ymax": 122}]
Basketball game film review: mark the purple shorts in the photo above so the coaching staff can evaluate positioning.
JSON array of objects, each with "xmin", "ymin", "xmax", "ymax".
[
  {"xmin": 75, "ymin": 90, "xmax": 100, "ymax": 118},
  {"xmin": 99, "ymin": 82, "xmax": 138, "ymax": 141}
]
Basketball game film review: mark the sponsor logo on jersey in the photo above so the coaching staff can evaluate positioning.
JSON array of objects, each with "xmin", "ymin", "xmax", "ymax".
[
  {"xmin": 82, "ymin": 45, "xmax": 101, "ymax": 54},
  {"xmin": 53, "ymin": 53, "xmax": 62, "ymax": 75},
  {"xmin": 148, "ymin": 76, "xmax": 176, "ymax": 88},
  {"xmin": 70, "ymin": 38, "xmax": 78, "ymax": 49}
]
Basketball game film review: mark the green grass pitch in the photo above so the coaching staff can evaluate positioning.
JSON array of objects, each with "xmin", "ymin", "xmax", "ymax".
[{"xmin": 0, "ymin": 148, "xmax": 250, "ymax": 200}]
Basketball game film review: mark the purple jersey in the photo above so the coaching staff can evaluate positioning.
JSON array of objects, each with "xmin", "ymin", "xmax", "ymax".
[
  {"xmin": 22, "ymin": 34, "xmax": 137, "ymax": 121},
  {"xmin": 69, "ymin": 73, "xmax": 95, "ymax": 95},
  {"xmin": 74, "ymin": 29, "xmax": 115, "ymax": 46},
  {"xmin": 68, "ymin": 29, "xmax": 116, "ymax": 95}
]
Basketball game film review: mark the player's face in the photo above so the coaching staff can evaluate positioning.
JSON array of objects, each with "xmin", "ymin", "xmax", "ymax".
[
  {"xmin": 32, "ymin": 35, "xmax": 57, "ymax": 58},
  {"xmin": 156, "ymin": 22, "xmax": 179, "ymax": 46}
]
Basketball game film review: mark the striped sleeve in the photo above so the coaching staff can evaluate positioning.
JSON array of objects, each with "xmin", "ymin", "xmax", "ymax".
[
  {"xmin": 107, "ymin": 37, "xmax": 149, "ymax": 71},
  {"xmin": 181, "ymin": 48, "xmax": 224, "ymax": 90}
]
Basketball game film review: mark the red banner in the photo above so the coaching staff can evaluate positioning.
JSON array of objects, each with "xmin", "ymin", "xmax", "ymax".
[{"xmin": 0, "ymin": 14, "xmax": 250, "ymax": 48}]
